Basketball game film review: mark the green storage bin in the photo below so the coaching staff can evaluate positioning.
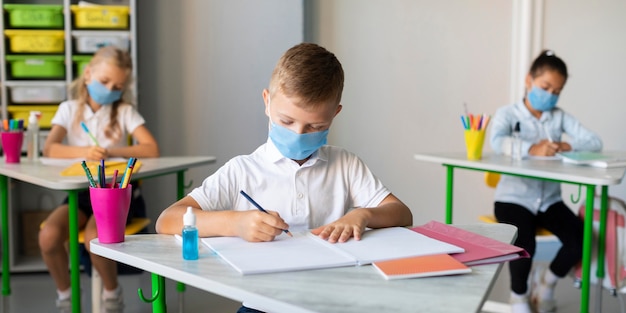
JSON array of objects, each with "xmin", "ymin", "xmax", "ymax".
[
  {"xmin": 72, "ymin": 55, "xmax": 93, "ymax": 76},
  {"xmin": 4, "ymin": 4, "xmax": 64, "ymax": 28},
  {"xmin": 6, "ymin": 55, "xmax": 65, "ymax": 78}
]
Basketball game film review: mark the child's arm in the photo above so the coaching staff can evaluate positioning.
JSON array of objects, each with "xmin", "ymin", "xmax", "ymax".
[
  {"xmin": 561, "ymin": 111, "xmax": 602, "ymax": 152},
  {"xmin": 310, "ymin": 193, "xmax": 412, "ymax": 243},
  {"xmin": 156, "ymin": 196, "xmax": 291, "ymax": 242},
  {"xmin": 43, "ymin": 124, "xmax": 107, "ymax": 160},
  {"xmin": 107, "ymin": 125, "xmax": 160, "ymax": 158}
]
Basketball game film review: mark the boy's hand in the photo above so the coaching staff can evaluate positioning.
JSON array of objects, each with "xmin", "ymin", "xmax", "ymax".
[
  {"xmin": 529, "ymin": 139, "xmax": 560, "ymax": 156},
  {"xmin": 86, "ymin": 146, "xmax": 108, "ymax": 160},
  {"xmin": 311, "ymin": 210, "xmax": 368, "ymax": 243},
  {"xmin": 235, "ymin": 210, "xmax": 289, "ymax": 242}
]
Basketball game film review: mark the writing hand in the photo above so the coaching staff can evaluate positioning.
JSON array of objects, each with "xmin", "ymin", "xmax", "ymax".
[
  {"xmin": 86, "ymin": 146, "xmax": 108, "ymax": 160},
  {"xmin": 529, "ymin": 139, "xmax": 560, "ymax": 156},
  {"xmin": 235, "ymin": 210, "xmax": 289, "ymax": 242}
]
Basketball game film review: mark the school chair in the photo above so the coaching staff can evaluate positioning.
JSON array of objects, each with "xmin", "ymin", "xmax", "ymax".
[{"xmin": 40, "ymin": 217, "xmax": 151, "ymax": 313}]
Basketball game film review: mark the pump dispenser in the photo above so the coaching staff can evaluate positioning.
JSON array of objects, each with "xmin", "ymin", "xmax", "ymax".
[
  {"xmin": 26, "ymin": 111, "xmax": 41, "ymax": 161},
  {"xmin": 182, "ymin": 206, "xmax": 199, "ymax": 260}
]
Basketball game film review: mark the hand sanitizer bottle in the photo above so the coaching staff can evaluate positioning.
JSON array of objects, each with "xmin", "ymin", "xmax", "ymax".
[
  {"xmin": 182, "ymin": 206, "xmax": 199, "ymax": 260},
  {"xmin": 512, "ymin": 122, "xmax": 522, "ymax": 161},
  {"xmin": 26, "ymin": 111, "xmax": 40, "ymax": 162}
]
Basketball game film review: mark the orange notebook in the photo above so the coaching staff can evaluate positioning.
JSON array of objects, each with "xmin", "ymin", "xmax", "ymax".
[
  {"xmin": 372, "ymin": 254, "xmax": 471, "ymax": 280},
  {"xmin": 60, "ymin": 160, "xmax": 142, "ymax": 177}
]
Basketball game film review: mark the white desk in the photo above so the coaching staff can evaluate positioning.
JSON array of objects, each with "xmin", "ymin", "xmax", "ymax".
[
  {"xmin": 414, "ymin": 152, "xmax": 626, "ymax": 313},
  {"xmin": 91, "ymin": 223, "xmax": 516, "ymax": 313},
  {"xmin": 0, "ymin": 156, "xmax": 216, "ymax": 313}
]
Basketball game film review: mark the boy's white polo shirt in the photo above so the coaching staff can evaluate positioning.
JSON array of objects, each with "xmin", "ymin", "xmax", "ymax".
[
  {"xmin": 51, "ymin": 100, "xmax": 146, "ymax": 148},
  {"xmin": 189, "ymin": 138, "xmax": 391, "ymax": 231}
]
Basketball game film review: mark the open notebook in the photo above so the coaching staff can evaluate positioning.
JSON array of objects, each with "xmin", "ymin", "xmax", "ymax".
[
  {"xmin": 557, "ymin": 151, "xmax": 626, "ymax": 168},
  {"xmin": 201, "ymin": 227, "xmax": 464, "ymax": 275}
]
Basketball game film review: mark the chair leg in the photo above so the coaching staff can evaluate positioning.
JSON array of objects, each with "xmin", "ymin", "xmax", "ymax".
[
  {"xmin": 177, "ymin": 282, "xmax": 185, "ymax": 313},
  {"xmin": 92, "ymin": 269, "xmax": 102, "ymax": 313}
]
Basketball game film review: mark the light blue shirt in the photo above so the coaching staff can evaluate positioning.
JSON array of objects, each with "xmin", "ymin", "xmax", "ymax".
[{"xmin": 489, "ymin": 100, "xmax": 602, "ymax": 214}]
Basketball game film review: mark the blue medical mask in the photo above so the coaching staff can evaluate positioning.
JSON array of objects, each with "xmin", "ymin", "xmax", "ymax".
[
  {"xmin": 267, "ymin": 97, "xmax": 329, "ymax": 160},
  {"xmin": 87, "ymin": 80, "xmax": 122, "ymax": 105},
  {"xmin": 527, "ymin": 85, "xmax": 558, "ymax": 112}
]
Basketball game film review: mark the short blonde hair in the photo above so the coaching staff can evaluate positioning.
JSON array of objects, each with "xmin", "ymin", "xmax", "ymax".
[{"xmin": 269, "ymin": 43, "xmax": 344, "ymax": 109}]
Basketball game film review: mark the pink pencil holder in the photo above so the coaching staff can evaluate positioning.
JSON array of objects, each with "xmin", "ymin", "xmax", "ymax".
[
  {"xmin": 90, "ymin": 184, "xmax": 132, "ymax": 243},
  {"xmin": 1, "ymin": 132, "xmax": 23, "ymax": 164}
]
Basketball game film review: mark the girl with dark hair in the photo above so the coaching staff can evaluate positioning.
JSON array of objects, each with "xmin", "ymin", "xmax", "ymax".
[{"xmin": 489, "ymin": 50, "xmax": 602, "ymax": 313}]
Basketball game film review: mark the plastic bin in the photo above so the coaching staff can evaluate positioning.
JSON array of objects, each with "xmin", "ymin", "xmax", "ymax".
[
  {"xmin": 6, "ymin": 55, "xmax": 65, "ymax": 79},
  {"xmin": 3, "ymin": 4, "xmax": 64, "ymax": 28},
  {"xmin": 8, "ymin": 105, "xmax": 59, "ymax": 128},
  {"xmin": 74, "ymin": 31, "xmax": 130, "ymax": 53},
  {"xmin": 70, "ymin": 5, "xmax": 129, "ymax": 29},
  {"xmin": 72, "ymin": 55, "xmax": 92, "ymax": 76},
  {"xmin": 10, "ymin": 85, "xmax": 66, "ymax": 104},
  {"xmin": 4, "ymin": 30, "xmax": 65, "ymax": 53}
]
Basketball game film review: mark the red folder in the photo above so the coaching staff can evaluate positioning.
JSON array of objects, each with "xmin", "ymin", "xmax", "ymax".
[{"xmin": 411, "ymin": 221, "xmax": 530, "ymax": 266}]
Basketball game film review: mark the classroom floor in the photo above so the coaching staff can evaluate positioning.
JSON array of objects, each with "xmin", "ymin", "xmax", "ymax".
[
  {"xmin": 2, "ymin": 264, "xmax": 625, "ymax": 313},
  {"xmin": 485, "ymin": 260, "xmax": 626, "ymax": 313}
]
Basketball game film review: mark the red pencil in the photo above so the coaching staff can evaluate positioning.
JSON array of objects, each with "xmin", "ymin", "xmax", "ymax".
[{"xmin": 111, "ymin": 169, "xmax": 119, "ymax": 189}]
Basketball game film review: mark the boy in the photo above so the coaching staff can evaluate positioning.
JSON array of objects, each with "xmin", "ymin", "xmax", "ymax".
[{"xmin": 156, "ymin": 43, "xmax": 413, "ymax": 312}]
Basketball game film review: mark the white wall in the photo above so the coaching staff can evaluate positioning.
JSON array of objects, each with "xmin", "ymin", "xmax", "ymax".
[
  {"xmin": 136, "ymin": 0, "xmax": 304, "ymax": 225},
  {"xmin": 309, "ymin": 0, "xmax": 513, "ymax": 225}
]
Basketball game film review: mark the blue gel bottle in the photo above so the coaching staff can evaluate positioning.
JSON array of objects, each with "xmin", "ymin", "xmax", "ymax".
[{"xmin": 182, "ymin": 206, "xmax": 199, "ymax": 260}]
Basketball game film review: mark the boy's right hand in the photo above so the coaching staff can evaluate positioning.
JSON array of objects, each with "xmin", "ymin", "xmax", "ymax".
[
  {"xmin": 235, "ymin": 210, "xmax": 289, "ymax": 242},
  {"xmin": 529, "ymin": 139, "xmax": 560, "ymax": 156},
  {"xmin": 86, "ymin": 146, "xmax": 108, "ymax": 160}
]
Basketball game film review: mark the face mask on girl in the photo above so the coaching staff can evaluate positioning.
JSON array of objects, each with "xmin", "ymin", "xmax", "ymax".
[
  {"xmin": 527, "ymin": 85, "xmax": 559, "ymax": 112},
  {"xmin": 267, "ymin": 96, "xmax": 329, "ymax": 160},
  {"xmin": 87, "ymin": 80, "xmax": 122, "ymax": 105}
]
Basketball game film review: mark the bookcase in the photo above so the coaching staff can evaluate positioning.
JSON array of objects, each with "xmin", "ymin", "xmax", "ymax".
[{"xmin": 0, "ymin": 0, "xmax": 137, "ymax": 272}]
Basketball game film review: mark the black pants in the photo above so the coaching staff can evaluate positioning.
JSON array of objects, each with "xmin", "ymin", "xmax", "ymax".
[{"xmin": 495, "ymin": 201, "xmax": 583, "ymax": 294}]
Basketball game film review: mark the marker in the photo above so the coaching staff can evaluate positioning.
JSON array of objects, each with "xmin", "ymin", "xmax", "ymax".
[
  {"xmin": 80, "ymin": 161, "xmax": 97, "ymax": 188},
  {"xmin": 239, "ymin": 190, "xmax": 293, "ymax": 237},
  {"xmin": 80, "ymin": 122, "xmax": 100, "ymax": 146}
]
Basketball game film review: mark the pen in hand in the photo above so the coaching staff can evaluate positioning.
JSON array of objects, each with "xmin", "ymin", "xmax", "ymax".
[
  {"xmin": 80, "ymin": 122, "xmax": 100, "ymax": 146},
  {"xmin": 239, "ymin": 190, "xmax": 293, "ymax": 237}
]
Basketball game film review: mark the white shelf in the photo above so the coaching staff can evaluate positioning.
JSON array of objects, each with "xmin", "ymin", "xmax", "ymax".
[{"xmin": 0, "ymin": 0, "xmax": 137, "ymax": 274}]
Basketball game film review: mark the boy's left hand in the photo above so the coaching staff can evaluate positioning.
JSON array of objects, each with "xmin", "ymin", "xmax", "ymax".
[{"xmin": 311, "ymin": 210, "xmax": 368, "ymax": 243}]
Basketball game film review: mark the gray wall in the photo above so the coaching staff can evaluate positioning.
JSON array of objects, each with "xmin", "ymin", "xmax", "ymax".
[{"xmin": 136, "ymin": 0, "xmax": 304, "ymax": 224}]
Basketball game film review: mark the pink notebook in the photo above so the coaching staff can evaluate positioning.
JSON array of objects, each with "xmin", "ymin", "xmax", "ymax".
[{"xmin": 411, "ymin": 221, "xmax": 529, "ymax": 266}]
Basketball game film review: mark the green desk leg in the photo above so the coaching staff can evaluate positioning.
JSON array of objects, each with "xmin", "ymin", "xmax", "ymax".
[
  {"xmin": 595, "ymin": 185, "xmax": 609, "ymax": 313},
  {"xmin": 1, "ymin": 175, "xmax": 10, "ymax": 297},
  {"xmin": 445, "ymin": 166, "xmax": 454, "ymax": 224},
  {"xmin": 153, "ymin": 274, "xmax": 167, "ymax": 313},
  {"xmin": 68, "ymin": 190, "xmax": 81, "ymax": 313},
  {"xmin": 139, "ymin": 273, "xmax": 167, "ymax": 313},
  {"xmin": 580, "ymin": 184, "xmax": 595, "ymax": 313}
]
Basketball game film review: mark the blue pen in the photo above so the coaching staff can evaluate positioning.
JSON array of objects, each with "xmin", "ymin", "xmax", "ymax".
[
  {"xmin": 117, "ymin": 157, "xmax": 134, "ymax": 188},
  {"xmin": 100, "ymin": 159, "xmax": 106, "ymax": 187},
  {"xmin": 239, "ymin": 190, "xmax": 293, "ymax": 237},
  {"xmin": 460, "ymin": 115, "xmax": 468, "ymax": 130},
  {"xmin": 80, "ymin": 122, "xmax": 100, "ymax": 146}
]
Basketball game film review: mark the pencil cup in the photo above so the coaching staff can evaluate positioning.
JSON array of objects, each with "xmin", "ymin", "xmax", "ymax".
[
  {"xmin": 464, "ymin": 130, "xmax": 486, "ymax": 160},
  {"xmin": 90, "ymin": 184, "xmax": 132, "ymax": 243},
  {"xmin": 1, "ymin": 132, "xmax": 23, "ymax": 164}
]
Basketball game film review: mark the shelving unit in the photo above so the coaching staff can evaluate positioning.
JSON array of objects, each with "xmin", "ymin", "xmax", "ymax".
[{"xmin": 0, "ymin": 0, "xmax": 137, "ymax": 273}]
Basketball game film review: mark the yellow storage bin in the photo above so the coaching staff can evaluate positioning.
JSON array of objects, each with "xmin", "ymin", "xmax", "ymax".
[
  {"xmin": 4, "ymin": 30, "xmax": 65, "ymax": 53},
  {"xmin": 8, "ymin": 105, "xmax": 58, "ymax": 128},
  {"xmin": 70, "ymin": 5, "xmax": 129, "ymax": 29}
]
